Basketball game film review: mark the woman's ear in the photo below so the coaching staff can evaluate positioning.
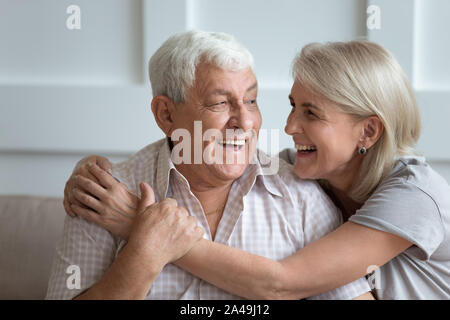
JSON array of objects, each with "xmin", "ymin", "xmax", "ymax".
[
  {"xmin": 151, "ymin": 96, "xmax": 176, "ymax": 137},
  {"xmin": 361, "ymin": 116, "xmax": 384, "ymax": 149}
]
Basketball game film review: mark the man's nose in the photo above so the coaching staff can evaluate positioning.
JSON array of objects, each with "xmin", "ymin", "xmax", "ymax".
[{"xmin": 230, "ymin": 103, "xmax": 255, "ymax": 131}]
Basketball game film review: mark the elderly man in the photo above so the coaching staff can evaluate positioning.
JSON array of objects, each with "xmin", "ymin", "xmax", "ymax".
[{"xmin": 46, "ymin": 31, "xmax": 372, "ymax": 299}]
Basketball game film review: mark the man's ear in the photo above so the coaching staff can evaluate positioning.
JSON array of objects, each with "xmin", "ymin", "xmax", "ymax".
[
  {"xmin": 361, "ymin": 116, "xmax": 384, "ymax": 149},
  {"xmin": 151, "ymin": 96, "xmax": 176, "ymax": 137}
]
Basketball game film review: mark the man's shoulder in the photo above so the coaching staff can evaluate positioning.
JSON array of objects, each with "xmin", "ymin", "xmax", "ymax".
[
  {"xmin": 111, "ymin": 139, "xmax": 166, "ymax": 189},
  {"xmin": 256, "ymin": 149, "xmax": 326, "ymax": 201}
]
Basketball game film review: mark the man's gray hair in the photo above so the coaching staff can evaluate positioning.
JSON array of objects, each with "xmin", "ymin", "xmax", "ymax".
[{"xmin": 149, "ymin": 30, "xmax": 254, "ymax": 104}]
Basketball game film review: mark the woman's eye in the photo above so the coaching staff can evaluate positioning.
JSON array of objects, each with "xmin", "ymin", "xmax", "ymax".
[{"xmin": 304, "ymin": 109, "xmax": 317, "ymax": 118}]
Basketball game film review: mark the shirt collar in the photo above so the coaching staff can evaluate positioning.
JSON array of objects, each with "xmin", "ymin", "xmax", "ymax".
[
  {"xmin": 155, "ymin": 139, "xmax": 283, "ymax": 199},
  {"xmin": 239, "ymin": 150, "xmax": 284, "ymax": 198},
  {"xmin": 155, "ymin": 138, "xmax": 176, "ymax": 199}
]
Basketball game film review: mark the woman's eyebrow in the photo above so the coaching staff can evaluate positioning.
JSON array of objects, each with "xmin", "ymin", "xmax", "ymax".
[{"xmin": 301, "ymin": 102, "xmax": 321, "ymax": 111}]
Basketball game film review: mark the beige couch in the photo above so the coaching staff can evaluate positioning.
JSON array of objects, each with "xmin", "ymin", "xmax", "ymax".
[{"xmin": 0, "ymin": 195, "xmax": 65, "ymax": 300}]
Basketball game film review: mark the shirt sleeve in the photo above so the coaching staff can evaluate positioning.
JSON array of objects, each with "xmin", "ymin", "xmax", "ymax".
[
  {"xmin": 45, "ymin": 215, "xmax": 118, "ymax": 299},
  {"xmin": 300, "ymin": 183, "xmax": 372, "ymax": 300},
  {"xmin": 349, "ymin": 178, "xmax": 445, "ymax": 261}
]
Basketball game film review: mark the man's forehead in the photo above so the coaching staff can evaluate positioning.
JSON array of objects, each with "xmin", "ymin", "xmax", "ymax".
[{"xmin": 195, "ymin": 68, "xmax": 257, "ymax": 95}]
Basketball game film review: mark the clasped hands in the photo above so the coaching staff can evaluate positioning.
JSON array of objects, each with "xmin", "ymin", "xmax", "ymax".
[{"xmin": 63, "ymin": 156, "xmax": 204, "ymax": 267}]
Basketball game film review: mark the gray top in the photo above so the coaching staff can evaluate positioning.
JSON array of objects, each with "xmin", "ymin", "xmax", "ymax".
[
  {"xmin": 349, "ymin": 156, "xmax": 450, "ymax": 299},
  {"xmin": 280, "ymin": 150, "xmax": 450, "ymax": 299}
]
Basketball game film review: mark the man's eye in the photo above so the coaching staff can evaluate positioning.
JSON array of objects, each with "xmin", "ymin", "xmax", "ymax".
[
  {"xmin": 207, "ymin": 101, "xmax": 229, "ymax": 111},
  {"xmin": 207, "ymin": 101, "xmax": 227, "ymax": 108},
  {"xmin": 246, "ymin": 99, "xmax": 258, "ymax": 110}
]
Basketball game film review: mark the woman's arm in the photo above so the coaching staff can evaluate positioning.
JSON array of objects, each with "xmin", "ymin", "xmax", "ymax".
[
  {"xmin": 175, "ymin": 221, "xmax": 411, "ymax": 299},
  {"xmin": 66, "ymin": 163, "xmax": 409, "ymax": 299}
]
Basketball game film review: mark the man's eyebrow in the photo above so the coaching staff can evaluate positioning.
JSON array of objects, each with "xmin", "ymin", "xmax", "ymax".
[
  {"xmin": 246, "ymin": 82, "xmax": 258, "ymax": 92},
  {"xmin": 211, "ymin": 88, "xmax": 229, "ymax": 96},
  {"xmin": 210, "ymin": 82, "xmax": 257, "ymax": 96}
]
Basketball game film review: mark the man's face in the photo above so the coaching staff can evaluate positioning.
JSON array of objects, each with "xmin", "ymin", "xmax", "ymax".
[{"xmin": 170, "ymin": 62, "xmax": 262, "ymax": 186}]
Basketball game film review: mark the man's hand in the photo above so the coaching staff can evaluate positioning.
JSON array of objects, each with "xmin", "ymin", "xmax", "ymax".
[
  {"xmin": 69, "ymin": 161, "xmax": 138, "ymax": 240},
  {"xmin": 64, "ymin": 155, "xmax": 113, "ymax": 217},
  {"xmin": 73, "ymin": 182, "xmax": 204, "ymax": 300},
  {"xmin": 127, "ymin": 182, "xmax": 204, "ymax": 267}
]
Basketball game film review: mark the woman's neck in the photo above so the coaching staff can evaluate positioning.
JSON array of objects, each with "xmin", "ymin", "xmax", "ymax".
[
  {"xmin": 327, "ymin": 186, "xmax": 362, "ymax": 222},
  {"xmin": 323, "ymin": 156, "xmax": 364, "ymax": 220}
]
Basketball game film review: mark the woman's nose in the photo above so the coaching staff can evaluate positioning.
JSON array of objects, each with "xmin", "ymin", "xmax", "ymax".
[{"xmin": 284, "ymin": 112, "xmax": 304, "ymax": 136}]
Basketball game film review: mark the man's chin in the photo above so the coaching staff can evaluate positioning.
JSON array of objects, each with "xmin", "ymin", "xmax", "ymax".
[{"xmin": 213, "ymin": 163, "xmax": 249, "ymax": 180}]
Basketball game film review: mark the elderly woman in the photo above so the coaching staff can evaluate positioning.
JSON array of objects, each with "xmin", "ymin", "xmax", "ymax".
[{"xmin": 66, "ymin": 41, "xmax": 450, "ymax": 299}]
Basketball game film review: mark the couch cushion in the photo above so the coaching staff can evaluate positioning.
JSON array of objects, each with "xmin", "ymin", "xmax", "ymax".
[{"xmin": 0, "ymin": 195, "xmax": 65, "ymax": 300}]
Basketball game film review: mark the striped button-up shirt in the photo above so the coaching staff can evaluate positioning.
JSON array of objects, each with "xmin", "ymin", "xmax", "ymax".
[{"xmin": 46, "ymin": 138, "xmax": 370, "ymax": 299}]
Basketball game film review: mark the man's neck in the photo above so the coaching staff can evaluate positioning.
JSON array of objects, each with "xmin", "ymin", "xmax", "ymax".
[{"xmin": 174, "ymin": 163, "xmax": 235, "ymax": 240}]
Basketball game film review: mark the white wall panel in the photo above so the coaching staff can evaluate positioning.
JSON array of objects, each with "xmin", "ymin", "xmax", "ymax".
[
  {"xmin": 0, "ymin": 151, "xmax": 128, "ymax": 197},
  {"xmin": 0, "ymin": 0, "xmax": 144, "ymax": 86},
  {"xmin": 415, "ymin": 0, "xmax": 450, "ymax": 90},
  {"xmin": 190, "ymin": 0, "xmax": 366, "ymax": 87},
  {"xmin": 0, "ymin": 86, "xmax": 161, "ymax": 153},
  {"xmin": 1, "ymin": 0, "xmax": 449, "ymax": 196},
  {"xmin": 368, "ymin": 0, "xmax": 450, "ymax": 184}
]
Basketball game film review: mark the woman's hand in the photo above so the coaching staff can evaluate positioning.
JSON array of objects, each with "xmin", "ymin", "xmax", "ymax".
[
  {"xmin": 64, "ymin": 155, "xmax": 113, "ymax": 217},
  {"xmin": 67, "ymin": 161, "xmax": 139, "ymax": 240}
]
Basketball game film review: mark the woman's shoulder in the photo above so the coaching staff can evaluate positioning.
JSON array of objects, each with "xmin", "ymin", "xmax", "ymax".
[
  {"xmin": 382, "ymin": 156, "xmax": 450, "ymax": 204},
  {"xmin": 351, "ymin": 156, "xmax": 449, "ymax": 261}
]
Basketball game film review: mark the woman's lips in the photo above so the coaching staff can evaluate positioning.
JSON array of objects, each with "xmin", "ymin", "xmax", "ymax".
[{"xmin": 295, "ymin": 144, "xmax": 317, "ymax": 158}]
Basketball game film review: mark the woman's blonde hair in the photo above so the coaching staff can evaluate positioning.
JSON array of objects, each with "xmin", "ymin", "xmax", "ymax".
[{"xmin": 292, "ymin": 41, "xmax": 421, "ymax": 202}]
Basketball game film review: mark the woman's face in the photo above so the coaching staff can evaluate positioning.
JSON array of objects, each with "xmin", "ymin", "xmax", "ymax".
[{"xmin": 285, "ymin": 80, "xmax": 365, "ymax": 189}]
